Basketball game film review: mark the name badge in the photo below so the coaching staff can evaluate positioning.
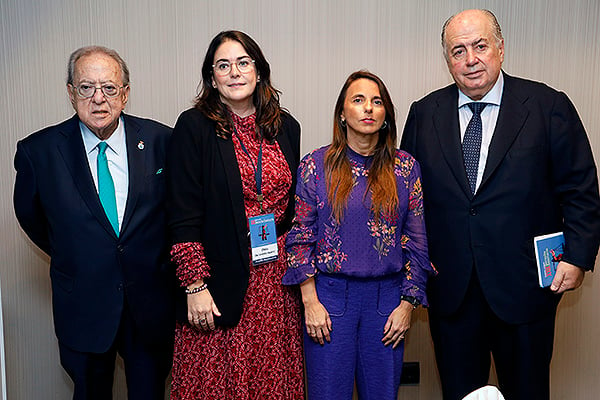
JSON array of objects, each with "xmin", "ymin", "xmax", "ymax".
[{"xmin": 249, "ymin": 213, "xmax": 278, "ymax": 266}]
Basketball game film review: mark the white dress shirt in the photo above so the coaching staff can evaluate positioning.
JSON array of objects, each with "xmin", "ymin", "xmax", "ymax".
[
  {"xmin": 458, "ymin": 73, "xmax": 504, "ymax": 193},
  {"xmin": 80, "ymin": 117, "xmax": 129, "ymax": 230}
]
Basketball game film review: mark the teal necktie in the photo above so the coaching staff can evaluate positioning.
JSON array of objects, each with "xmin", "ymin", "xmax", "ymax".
[{"xmin": 97, "ymin": 142, "xmax": 119, "ymax": 236}]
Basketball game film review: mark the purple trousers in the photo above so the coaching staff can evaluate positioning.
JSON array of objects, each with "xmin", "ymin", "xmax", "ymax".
[{"xmin": 304, "ymin": 273, "xmax": 405, "ymax": 400}]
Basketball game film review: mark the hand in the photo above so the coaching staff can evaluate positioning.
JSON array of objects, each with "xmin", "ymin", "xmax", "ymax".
[
  {"xmin": 300, "ymin": 278, "xmax": 332, "ymax": 345},
  {"xmin": 187, "ymin": 282, "xmax": 221, "ymax": 331},
  {"xmin": 382, "ymin": 301, "xmax": 414, "ymax": 348},
  {"xmin": 304, "ymin": 299, "xmax": 332, "ymax": 345},
  {"xmin": 550, "ymin": 261, "xmax": 585, "ymax": 294}
]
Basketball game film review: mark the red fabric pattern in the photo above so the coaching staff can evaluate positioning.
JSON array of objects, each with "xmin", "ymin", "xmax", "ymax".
[
  {"xmin": 171, "ymin": 242, "xmax": 211, "ymax": 287},
  {"xmin": 170, "ymin": 112, "xmax": 304, "ymax": 399}
]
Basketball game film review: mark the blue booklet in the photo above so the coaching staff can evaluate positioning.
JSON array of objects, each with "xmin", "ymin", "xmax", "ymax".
[{"xmin": 533, "ymin": 232, "xmax": 564, "ymax": 287}]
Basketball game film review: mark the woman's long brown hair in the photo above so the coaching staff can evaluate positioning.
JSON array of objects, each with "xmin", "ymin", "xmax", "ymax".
[
  {"xmin": 325, "ymin": 70, "xmax": 399, "ymax": 223},
  {"xmin": 195, "ymin": 30, "xmax": 282, "ymax": 141}
]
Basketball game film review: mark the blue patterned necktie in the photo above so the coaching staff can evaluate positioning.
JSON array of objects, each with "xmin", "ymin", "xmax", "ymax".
[
  {"xmin": 97, "ymin": 142, "xmax": 119, "ymax": 236},
  {"xmin": 462, "ymin": 102, "xmax": 487, "ymax": 194}
]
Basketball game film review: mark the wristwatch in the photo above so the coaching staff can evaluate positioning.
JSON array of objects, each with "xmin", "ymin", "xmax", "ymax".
[{"xmin": 400, "ymin": 295, "xmax": 420, "ymax": 309}]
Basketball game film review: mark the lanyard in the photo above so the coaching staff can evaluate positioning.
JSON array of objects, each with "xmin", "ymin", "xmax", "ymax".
[{"xmin": 233, "ymin": 126, "xmax": 264, "ymax": 213}]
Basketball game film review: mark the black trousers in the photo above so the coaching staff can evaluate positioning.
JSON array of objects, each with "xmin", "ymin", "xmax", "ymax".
[
  {"xmin": 429, "ymin": 272, "xmax": 556, "ymax": 400},
  {"xmin": 58, "ymin": 304, "xmax": 173, "ymax": 400}
]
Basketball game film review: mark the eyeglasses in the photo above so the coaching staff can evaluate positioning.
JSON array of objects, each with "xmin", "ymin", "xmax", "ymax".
[
  {"xmin": 212, "ymin": 57, "xmax": 255, "ymax": 76},
  {"xmin": 71, "ymin": 83, "xmax": 127, "ymax": 99}
]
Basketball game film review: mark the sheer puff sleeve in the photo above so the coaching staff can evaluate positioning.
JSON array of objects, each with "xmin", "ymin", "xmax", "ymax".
[
  {"xmin": 283, "ymin": 152, "xmax": 320, "ymax": 285},
  {"xmin": 397, "ymin": 151, "xmax": 437, "ymax": 306}
]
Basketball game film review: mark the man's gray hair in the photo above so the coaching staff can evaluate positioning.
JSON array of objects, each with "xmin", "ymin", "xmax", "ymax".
[
  {"xmin": 441, "ymin": 9, "xmax": 503, "ymax": 60},
  {"xmin": 67, "ymin": 45, "xmax": 130, "ymax": 85}
]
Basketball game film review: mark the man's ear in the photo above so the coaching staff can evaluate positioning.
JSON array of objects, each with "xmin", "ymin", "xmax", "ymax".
[{"xmin": 67, "ymin": 84, "xmax": 76, "ymax": 106}]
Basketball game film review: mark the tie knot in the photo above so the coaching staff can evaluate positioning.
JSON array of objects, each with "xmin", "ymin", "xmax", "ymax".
[
  {"xmin": 468, "ymin": 102, "xmax": 487, "ymax": 116},
  {"xmin": 98, "ymin": 141, "xmax": 108, "ymax": 155}
]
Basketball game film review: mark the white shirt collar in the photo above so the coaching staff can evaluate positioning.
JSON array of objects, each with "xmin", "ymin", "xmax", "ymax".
[
  {"xmin": 81, "ymin": 116, "xmax": 126, "ymax": 156},
  {"xmin": 458, "ymin": 72, "xmax": 504, "ymax": 109}
]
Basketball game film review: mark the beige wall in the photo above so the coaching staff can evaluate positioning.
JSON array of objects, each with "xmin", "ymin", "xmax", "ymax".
[{"xmin": 1, "ymin": 0, "xmax": 599, "ymax": 398}]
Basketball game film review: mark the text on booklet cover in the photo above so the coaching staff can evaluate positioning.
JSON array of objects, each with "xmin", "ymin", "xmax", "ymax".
[{"xmin": 533, "ymin": 232, "xmax": 564, "ymax": 287}]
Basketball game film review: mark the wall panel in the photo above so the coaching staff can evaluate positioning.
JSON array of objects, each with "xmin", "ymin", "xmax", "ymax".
[{"xmin": 1, "ymin": 0, "xmax": 598, "ymax": 398}]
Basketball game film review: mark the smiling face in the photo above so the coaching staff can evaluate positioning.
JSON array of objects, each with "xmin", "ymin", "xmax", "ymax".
[
  {"xmin": 341, "ymin": 78, "xmax": 386, "ymax": 146},
  {"xmin": 68, "ymin": 52, "xmax": 129, "ymax": 140},
  {"xmin": 211, "ymin": 39, "xmax": 257, "ymax": 115},
  {"xmin": 444, "ymin": 9, "xmax": 504, "ymax": 100}
]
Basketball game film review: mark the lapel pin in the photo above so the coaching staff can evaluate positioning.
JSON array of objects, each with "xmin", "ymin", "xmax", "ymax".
[{"xmin": 137, "ymin": 141, "xmax": 145, "ymax": 150}]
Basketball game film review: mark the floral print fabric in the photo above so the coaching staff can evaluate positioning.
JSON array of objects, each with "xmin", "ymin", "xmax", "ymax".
[{"xmin": 283, "ymin": 145, "xmax": 435, "ymax": 305}]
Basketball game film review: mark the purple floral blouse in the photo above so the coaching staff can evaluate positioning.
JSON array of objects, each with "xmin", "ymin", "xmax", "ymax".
[{"xmin": 283, "ymin": 145, "xmax": 436, "ymax": 306}]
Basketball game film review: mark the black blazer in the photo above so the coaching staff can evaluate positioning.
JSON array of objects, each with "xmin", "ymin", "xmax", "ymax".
[
  {"xmin": 166, "ymin": 108, "xmax": 301, "ymax": 327},
  {"xmin": 14, "ymin": 114, "xmax": 176, "ymax": 353},
  {"xmin": 401, "ymin": 73, "xmax": 600, "ymax": 324}
]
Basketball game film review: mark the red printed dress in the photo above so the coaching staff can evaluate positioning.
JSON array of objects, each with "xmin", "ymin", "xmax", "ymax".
[{"xmin": 170, "ymin": 112, "xmax": 304, "ymax": 400}]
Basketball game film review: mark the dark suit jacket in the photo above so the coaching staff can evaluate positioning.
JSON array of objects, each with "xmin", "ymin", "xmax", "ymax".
[
  {"xmin": 14, "ymin": 113, "xmax": 176, "ymax": 353},
  {"xmin": 166, "ymin": 108, "xmax": 301, "ymax": 327},
  {"xmin": 401, "ymin": 73, "xmax": 600, "ymax": 324}
]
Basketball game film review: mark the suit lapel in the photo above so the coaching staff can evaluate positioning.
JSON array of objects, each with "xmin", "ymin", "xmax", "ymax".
[
  {"xmin": 480, "ymin": 75, "xmax": 529, "ymax": 190},
  {"xmin": 217, "ymin": 135, "xmax": 249, "ymax": 269},
  {"xmin": 57, "ymin": 115, "xmax": 117, "ymax": 237},
  {"xmin": 432, "ymin": 88, "xmax": 473, "ymax": 198},
  {"xmin": 120, "ymin": 115, "xmax": 145, "ymax": 235},
  {"xmin": 275, "ymin": 128, "xmax": 293, "ymax": 172}
]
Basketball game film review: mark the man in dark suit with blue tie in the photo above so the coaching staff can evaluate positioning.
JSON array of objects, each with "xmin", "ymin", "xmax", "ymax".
[
  {"xmin": 14, "ymin": 46, "xmax": 175, "ymax": 400},
  {"xmin": 401, "ymin": 9, "xmax": 600, "ymax": 400}
]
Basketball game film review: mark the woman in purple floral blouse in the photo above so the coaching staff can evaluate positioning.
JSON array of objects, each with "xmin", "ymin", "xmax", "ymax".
[{"xmin": 283, "ymin": 71, "xmax": 436, "ymax": 400}]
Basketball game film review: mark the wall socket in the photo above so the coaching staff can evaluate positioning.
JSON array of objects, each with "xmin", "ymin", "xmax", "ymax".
[{"xmin": 400, "ymin": 361, "xmax": 420, "ymax": 385}]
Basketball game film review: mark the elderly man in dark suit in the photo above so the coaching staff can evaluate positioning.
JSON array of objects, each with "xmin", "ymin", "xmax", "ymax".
[
  {"xmin": 14, "ymin": 46, "xmax": 175, "ymax": 400},
  {"xmin": 400, "ymin": 9, "xmax": 600, "ymax": 400}
]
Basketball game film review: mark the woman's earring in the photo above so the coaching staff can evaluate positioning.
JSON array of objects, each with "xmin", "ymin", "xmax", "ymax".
[
  {"xmin": 340, "ymin": 118, "xmax": 346, "ymax": 128},
  {"xmin": 381, "ymin": 120, "xmax": 388, "ymax": 130}
]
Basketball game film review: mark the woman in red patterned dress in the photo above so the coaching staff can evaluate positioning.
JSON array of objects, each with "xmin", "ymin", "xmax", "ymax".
[{"xmin": 166, "ymin": 31, "xmax": 304, "ymax": 399}]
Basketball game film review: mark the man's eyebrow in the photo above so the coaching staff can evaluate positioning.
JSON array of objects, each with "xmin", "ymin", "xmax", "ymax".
[
  {"xmin": 451, "ymin": 37, "xmax": 488, "ymax": 52},
  {"xmin": 471, "ymin": 38, "xmax": 488, "ymax": 47}
]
